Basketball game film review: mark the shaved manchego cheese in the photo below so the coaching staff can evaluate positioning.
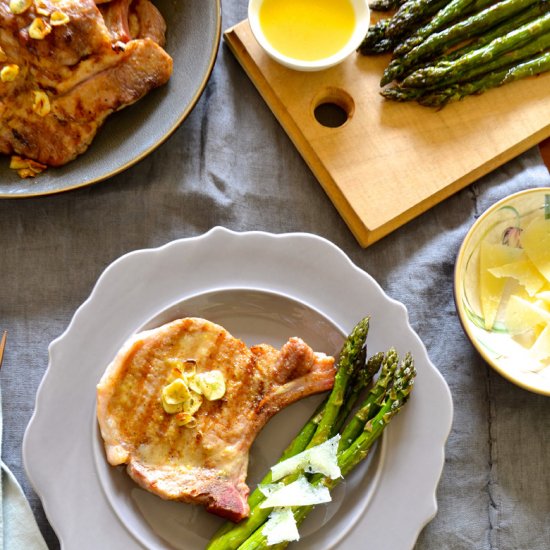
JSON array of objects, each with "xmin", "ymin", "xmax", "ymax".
[
  {"xmin": 271, "ymin": 435, "xmax": 341, "ymax": 481},
  {"xmin": 262, "ymin": 508, "xmax": 300, "ymax": 546},
  {"xmin": 258, "ymin": 482, "xmax": 284, "ymax": 498},
  {"xmin": 529, "ymin": 324, "xmax": 550, "ymax": 362},
  {"xmin": 479, "ymin": 241, "xmax": 524, "ymax": 329},
  {"xmin": 521, "ymin": 217, "xmax": 550, "ymax": 283},
  {"xmin": 504, "ymin": 295, "xmax": 550, "ymax": 335},
  {"xmin": 260, "ymin": 476, "xmax": 331, "ymax": 508},
  {"xmin": 259, "ymin": 437, "xmax": 340, "ymax": 545},
  {"xmin": 488, "ymin": 256, "xmax": 546, "ymax": 297},
  {"xmin": 536, "ymin": 290, "xmax": 550, "ymax": 307}
]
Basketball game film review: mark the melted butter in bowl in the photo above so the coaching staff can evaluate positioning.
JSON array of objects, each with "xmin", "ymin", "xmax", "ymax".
[{"xmin": 248, "ymin": 0, "xmax": 370, "ymax": 71}]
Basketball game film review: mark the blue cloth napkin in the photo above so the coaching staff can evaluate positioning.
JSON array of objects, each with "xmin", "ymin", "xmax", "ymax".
[{"xmin": 1, "ymin": 390, "xmax": 48, "ymax": 550}]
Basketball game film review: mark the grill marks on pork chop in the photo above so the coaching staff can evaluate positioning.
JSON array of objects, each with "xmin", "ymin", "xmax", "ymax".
[
  {"xmin": 96, "ymin": 318, "xmax": 336, "ymax": 522},
  {"xmin": 0, "ymin": 0, "xmax": 172, "ymax": 167}
]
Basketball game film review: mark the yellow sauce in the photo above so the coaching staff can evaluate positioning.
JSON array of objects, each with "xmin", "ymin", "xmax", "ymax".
[{"xmin": 259, "ymin": 0, "xmax": 356, "ymax": 62}]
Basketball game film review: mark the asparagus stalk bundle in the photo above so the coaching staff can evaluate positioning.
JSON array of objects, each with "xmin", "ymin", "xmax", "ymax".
[
  {"xmin": 382, "ymin": 45, "xmax": 550, "ymax": 104},
  {"xmin": 370, "ymin": 0, "xmax": 409, "ymax": 11},
  {"xmin": 381, "ymin": 0, "xmax": 543, "ymax": 84},
  {"xmin": 360, "ymin": 0, "xmax": 452, "ymax": 54},
  {"xmin": 333, "ymin": 350, "xmax": 385, "ymax": 434},
  {"xmin": 440, "ymin": 2, "xmax": 550, "ymax": 62},
  {"xmin": 358, "ymin": 0, "xmax": 449, "ymax": 55},
  {"xmin": 235, "ymin": 353, "xmax": 416, "ymax": 550},
  {"xmin": 386, "ymin": 0, "xmax": 451, "ymax": 38},
  {"xmin": 307, "ymin": 317, "xmax": 371, "ymax": 446},
  {"xmin": 419, "ymin": 31, "xmax": 549, "ymax": 87},
  {"xmin": 418, "ymin": 51, "xmax": 550, "ymax": 106},
  {"xmin": 338, "ymin": 349, "xmax": 399, "ymax": 449},
  {"xmin": 392, "ymin": 0, "xmax": 500, "ymax": 56},
  {"xmin": 358, "ymin": 0, "xmax": 550, "ymax": 106},
  {"xmin": 206, "ymin": 319, "xmax": 416, "ymax": 550},
  {"xmin": 358, "ymin": 19, "xmax": 396, "ymax": 54},
  {"xmin": 402, "ymin": 10, "xmax": 550, "ymax": 88}
]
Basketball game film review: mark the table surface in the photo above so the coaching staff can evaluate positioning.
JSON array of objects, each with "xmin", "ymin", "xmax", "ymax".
[{"xmin": 1, "ymin": 4, "xmax": 550, "ymax": 550}]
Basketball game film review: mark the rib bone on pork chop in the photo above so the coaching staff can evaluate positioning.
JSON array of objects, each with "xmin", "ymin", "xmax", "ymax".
[
  {"xmin": 96, "ymin": 317, "xmax": 336, "ymax": 522},
  {"xmin": 0, "ymin": 0, "xmax": 172, "ymax": 167}
]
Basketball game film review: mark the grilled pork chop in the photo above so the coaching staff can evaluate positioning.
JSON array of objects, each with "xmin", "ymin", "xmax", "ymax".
[
  {"xmin": 96, "ymin": 317, "xmax": 336, "ymax": 522},
  {"xmin": 99, "ymin": 0, "xmax": 167, "ymax": 44},
  {"xmin": 0, "ymin": 0, "xmax": 172, "ymax": 168}
]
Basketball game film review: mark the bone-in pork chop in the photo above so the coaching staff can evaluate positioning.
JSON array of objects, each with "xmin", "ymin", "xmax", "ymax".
[
  {"xmin": 0, "ymin": 0, "xmax": 172, "ymax": 168},
  {"xmin": 96, "ymin": 317, "xmax": 335, "ymax": 522}
]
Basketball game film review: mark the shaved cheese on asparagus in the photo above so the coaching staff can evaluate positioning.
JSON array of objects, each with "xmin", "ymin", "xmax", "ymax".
[
  {"xmin": 260, "ymin": 476, "xmax": 331, "ymax": 508},
  {"xmin": 262, "ymin": 508, "xmax": 300, "ymax": 546},
  {"xmin": 271, "ymin": 434, "xmax": 341, "ymax": 481}
]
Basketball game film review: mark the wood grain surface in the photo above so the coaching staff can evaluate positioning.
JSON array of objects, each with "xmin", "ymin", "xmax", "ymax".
[{"xmin": 225, "ymin": 20, "xmax": 550, "ymax": 247}]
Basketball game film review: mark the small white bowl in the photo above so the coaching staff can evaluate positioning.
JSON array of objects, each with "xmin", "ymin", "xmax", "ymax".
[
  {"xmin": 454, "ymin": 188, "xmax": 550, "ymax": 395},
  {"xmin": 248, "ymin": 0, "xmax": 370, "ymax": 72}
]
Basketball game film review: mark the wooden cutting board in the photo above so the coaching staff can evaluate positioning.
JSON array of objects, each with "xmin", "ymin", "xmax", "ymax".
[{"xmin": 224, "ymin": 20, "xmax": 550, "ymax": 247}]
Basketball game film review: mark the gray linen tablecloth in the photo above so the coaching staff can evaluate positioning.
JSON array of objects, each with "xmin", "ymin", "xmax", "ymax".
[{"xmin": 1, "ymin": 3, "xmax": 550, "ymax": 549}]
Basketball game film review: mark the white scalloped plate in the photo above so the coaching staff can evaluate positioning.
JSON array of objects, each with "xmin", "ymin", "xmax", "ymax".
[{"xmin": 23, "ymin": 227, "xmax": 453, "ymax": 549}]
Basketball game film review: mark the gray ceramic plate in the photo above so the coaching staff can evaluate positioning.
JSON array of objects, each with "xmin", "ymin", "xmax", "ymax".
[
  {"xmin": 24, "ymin": 229, "xmax": 453, "ymax": 549},
  {"xmin": 0, "ymin": 0, "xmax": 221, "ymax": 198},
  {"xmin": 93, "ymin": 288, "xmax": 367, "ymax": 549}
]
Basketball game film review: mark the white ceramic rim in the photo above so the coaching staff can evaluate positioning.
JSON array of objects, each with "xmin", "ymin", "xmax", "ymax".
[
  {"xmin": 454, "ymin": 187, "xmax": 550, "ymax": 396},
  {"xmin": 247, "ymin": 0, "xmax": 371, "ymax": 72}
]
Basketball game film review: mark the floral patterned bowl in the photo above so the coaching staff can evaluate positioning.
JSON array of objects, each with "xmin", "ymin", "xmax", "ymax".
[{"xmin": 455, "ymin": 188, "xmax": 550, "ymax": 395}]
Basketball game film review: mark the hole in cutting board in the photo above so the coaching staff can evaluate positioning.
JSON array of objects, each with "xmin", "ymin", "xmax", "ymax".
[
  {"xmin": 313, "ymin": 87, "xmax": 354, "ymax": 128},
  {"xmin": 314, "ymin": 104, "xmax": 348, "ymax": 128}
]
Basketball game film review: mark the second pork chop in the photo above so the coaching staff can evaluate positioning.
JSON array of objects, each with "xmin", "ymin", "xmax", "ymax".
[{"xmin": 0, "ymin": 0, "xmax": 172, "ymax": 167}]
